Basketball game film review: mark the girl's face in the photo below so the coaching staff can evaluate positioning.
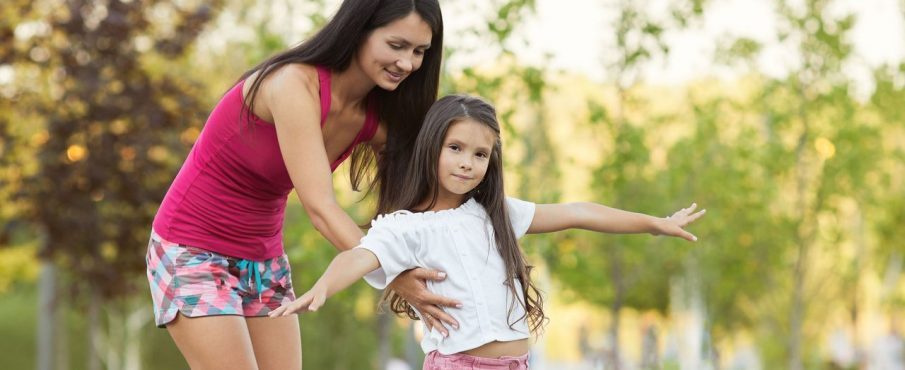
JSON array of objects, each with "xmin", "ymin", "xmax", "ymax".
[
  {"xmin": 357, "ymin": 12, "xmax": 433, "ymax": 91},
  {"xmin": 435, "ymin": 118, "xmax": 497, "ymax": 206}
]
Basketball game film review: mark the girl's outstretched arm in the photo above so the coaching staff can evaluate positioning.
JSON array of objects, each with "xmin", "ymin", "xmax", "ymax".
[
  {"xmin": 269, "ymin": 248, "xmax": 380, "ymax": 317},
  {"xmin": 527, "ymin": 202, "xmax": 706, "ymax": 242}
]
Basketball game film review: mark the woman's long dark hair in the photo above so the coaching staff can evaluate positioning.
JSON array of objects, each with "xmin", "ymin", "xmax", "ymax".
[
  {"xmin": 381, "ymin": 95, "xmax": 548, "ymax": 335},
  {"xmin": 238, "ymin": 0, "xmax": 443, "ymax": 193}
]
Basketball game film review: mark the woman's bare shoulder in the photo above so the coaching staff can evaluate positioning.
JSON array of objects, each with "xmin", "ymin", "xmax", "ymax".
[{"xmin": 259, "ymin": 63, "xmax": 319, "ymax": 92}]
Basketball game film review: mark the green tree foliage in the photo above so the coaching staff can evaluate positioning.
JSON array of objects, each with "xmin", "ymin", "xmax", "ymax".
[
  {"xmin": 541, "ymin": 1, "xmax": 710, "ymax": 367},
  {"xmin": 4, "ymin": 0, "xmax": 222, "ymax": 300}
]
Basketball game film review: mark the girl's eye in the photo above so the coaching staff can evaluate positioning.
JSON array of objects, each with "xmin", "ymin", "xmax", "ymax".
[
  {"xmin": 448, "ymin": 144, "xmax": 460, "ymax": 151},
  {"xmin": 476, "ymin": 152, "xmax": 488, "ymax": 159}
]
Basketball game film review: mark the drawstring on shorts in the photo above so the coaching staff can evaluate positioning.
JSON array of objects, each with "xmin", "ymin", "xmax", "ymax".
[{"xmin": 236, "ymin": 259, "xmax": 263, "ymax": 302}]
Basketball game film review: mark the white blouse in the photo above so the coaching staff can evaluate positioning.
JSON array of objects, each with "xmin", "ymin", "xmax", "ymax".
[{"xmin": 356, "ymin": 197, "xmax": 536, "ymax": 355}]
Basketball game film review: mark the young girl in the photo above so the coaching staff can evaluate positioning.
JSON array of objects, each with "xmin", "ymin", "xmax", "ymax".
[{"xmin": 269, "ymin": 95, "xmax": 705, "ymax": 369}]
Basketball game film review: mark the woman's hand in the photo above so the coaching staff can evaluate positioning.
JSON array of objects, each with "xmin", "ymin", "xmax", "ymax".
[
  {"xmin": 654, "ymin": 203, "xmax": 706, "ymax": 242},
  {"xmin": 269, "ymin": 284, "xmax": 328, "ymax": 317},
  {"xmin": 388, "ymin": 268, "xmax": 462, "ymax": 336}
]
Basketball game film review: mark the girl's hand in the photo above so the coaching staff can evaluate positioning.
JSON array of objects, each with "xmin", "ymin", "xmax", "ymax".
[
  {"xmin": 389, "ymin": 268, "xmax": 462, "ymax": 337},
  {"xmin": 269, "ymin": 284, "xmax": 328, "ymax": 317},
  {"xmin": 654, "ymin": 203, "xmax": 706, "ymax": 242}
]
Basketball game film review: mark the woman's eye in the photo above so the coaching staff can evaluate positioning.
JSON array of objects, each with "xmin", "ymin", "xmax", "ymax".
[
  {"xmin": 414, "ymin": 49, "xmax": 426, "ymax": 56},
  {"xmin": 389, "ymin": 43, "xmax": 402, "ymax": 50}
]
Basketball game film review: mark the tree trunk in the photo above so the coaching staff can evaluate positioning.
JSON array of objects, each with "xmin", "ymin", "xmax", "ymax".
[
  {"xmin": 88, "ymin": 289, "xmax": 101, "ymax": 370},
  {"xmin": 789, "ymin": 246, "xmax": 805, "ymax": 370},
  {"xmin": 851, "ymin": 205, "xmax": 866, "ymax": 369},
  {"xmin": 608, "ymin": 246, "xmax": 624, "ymax": 370},
  {"xmin": 124, "ymin": 299, "xmax": 148, "ymax": 370},
  {"xmin": 640, "ymin": 324, "xmax": 659, "ymax": 370},
  {"xmin": 405, "ymin": 321, "xmax": 422, "ymax": 367},
  {"xmin": 58, "ymin": 295, "xmax": 69, "ymax": 370},
  {"xmin": 377, "ymin": 313, "xmax": 391, "ymax": 369},
  {"xmin": 37, "ymin": 261, "xmax": 57, "ymax": 370}
]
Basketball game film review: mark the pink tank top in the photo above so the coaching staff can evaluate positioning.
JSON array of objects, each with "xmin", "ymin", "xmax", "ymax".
[{"xmin": 153, "ymin": 66, "xmax": 379, "ymax": 260}]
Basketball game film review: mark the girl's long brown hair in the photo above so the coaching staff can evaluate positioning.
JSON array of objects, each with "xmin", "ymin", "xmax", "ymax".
[
  {"xmin": 380, "ymin": 95, "xmax": 547, "ymax": 334},
  {"xmin": 237, "ymin": 0, "xmax": 443, "ymax": 193}
]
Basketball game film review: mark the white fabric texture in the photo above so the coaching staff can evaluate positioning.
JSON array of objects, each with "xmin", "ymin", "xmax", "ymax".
[{"xmin": 356, "ymin": 197, "xmax": 536, "ymax": 355}]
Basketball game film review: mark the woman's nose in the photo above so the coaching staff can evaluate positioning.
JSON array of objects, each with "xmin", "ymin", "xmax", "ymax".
[{"xmin": 396, "ymin": 57, "xmax": 413, "ymax": 73}]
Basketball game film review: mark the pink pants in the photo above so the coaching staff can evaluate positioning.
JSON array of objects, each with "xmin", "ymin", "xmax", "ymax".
[{"xmin": 422, "ymin": 350, "xmax": 529, "ymax": 370}]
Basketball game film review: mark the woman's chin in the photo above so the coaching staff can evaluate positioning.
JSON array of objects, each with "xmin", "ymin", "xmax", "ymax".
[{"xmin": 376, "ymin": 79, "xmax": 403, "ymax": 91}]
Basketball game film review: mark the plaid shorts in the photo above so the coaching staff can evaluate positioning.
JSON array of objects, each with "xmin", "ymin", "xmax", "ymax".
[
  {"xmin": 422, "ymin": 351, "xmax": 529, "ymax": 370},
  {"xmin": 145, "ymin": 230, "xmax": 295, "ymax": 327}
]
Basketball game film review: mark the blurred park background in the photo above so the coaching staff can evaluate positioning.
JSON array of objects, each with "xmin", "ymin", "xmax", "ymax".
[{"xmin": 2, "ymin": 0, "xmax": 905, "ymax": 369}]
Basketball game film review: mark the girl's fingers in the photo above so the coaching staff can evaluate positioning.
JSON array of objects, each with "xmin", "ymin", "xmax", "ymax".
[
  {"xmin": 680, "ymin": 203, "xmax": 697, "ymax": 216},
  {"xmin": 269, "ymin": 305, "xmax": 287, "ymax": 318},
  {"xmin": 308, "ymin": 294, "xmax": 326, "ymax": 312},
  {"xmin": 268, "ymin": 308, "xmax": 281, "ymax": 317},
  {"xmin": 685, "ymin": 231, "xmax": 698, "ymax": 242},
  {"xmin": 690, "ymin": 209, "xmax": 706, "ymax": 222},
  {"xmin": 672, "ymin": 228, "xmax": 697, "ymax": 242},
  {"xmin": 686, "ymin": 203, "xmax": 698, "ymax": 213},
  {"xmin": 283, "ymin": 301, "xmax": 304, "ymax": 316}
]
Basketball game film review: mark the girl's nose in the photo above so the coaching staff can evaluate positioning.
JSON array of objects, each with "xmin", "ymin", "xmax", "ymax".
[{"xmin": 459, "ymin": 158, "xmax": 471, "ymax": 170}]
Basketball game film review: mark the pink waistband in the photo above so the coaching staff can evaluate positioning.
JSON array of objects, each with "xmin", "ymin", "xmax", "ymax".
[{"xmin": 423, "ymin": 350, "xmax": 529, "ymax": 369}]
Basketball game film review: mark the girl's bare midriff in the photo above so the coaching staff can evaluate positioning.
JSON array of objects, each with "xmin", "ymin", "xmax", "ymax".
[{"xmin": 461, "ymin": 338, "xmax": 530, "ymax": 358}]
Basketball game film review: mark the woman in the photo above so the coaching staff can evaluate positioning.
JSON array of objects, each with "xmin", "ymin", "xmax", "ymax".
[{"xmin": 146, "ymin": 0, "xmax": 458, "ymax": 368}]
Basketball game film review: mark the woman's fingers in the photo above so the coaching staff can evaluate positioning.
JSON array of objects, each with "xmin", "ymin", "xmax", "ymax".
[
  {"xmin": 409, "ymin": 290, "xmax": 462, "ymax": 337},
  {"xmin": 422, "ymin": 301, "xmax": 459, "ymax": 329},
  {"xmin": 418, "ymin": 305, "xmax": 456, "ymax": 337},
  {"xmin": 419, "ymin": 290, "xmax": 462, "ymax": 309},
  {"xmin": 411, "ymin": 267, "xmax": 447, "ymax": 282}
]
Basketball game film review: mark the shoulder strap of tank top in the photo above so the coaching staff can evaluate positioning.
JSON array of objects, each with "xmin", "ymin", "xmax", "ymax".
[{"xmin": 315, "ymin": 66, "xmax": 331, "ymax": 127}]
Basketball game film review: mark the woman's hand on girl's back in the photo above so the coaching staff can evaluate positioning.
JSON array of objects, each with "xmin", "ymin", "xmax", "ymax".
[{"xmin": 389, "ymin": 268, "xmax": 462, "ymax": 337}]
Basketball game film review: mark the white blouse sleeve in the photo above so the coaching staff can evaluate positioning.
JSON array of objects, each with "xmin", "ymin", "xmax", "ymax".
[
  {"xmin": 506, "ymin": 197, "xmax": 536, "ymax": 238},
  {"xmin": 354, "ymin": 213, "xmax": 420, "ymax": 289}
]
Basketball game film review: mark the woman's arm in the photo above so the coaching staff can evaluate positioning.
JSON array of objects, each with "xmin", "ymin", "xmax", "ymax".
[
  {"xmin": 266, "ymin": 64, "xmax": 365, "ymax": 251},
  {"xmin": 528, "ymin": 202, "xmax": 706, "ymax": 242},
  {"xmin": 270, "ymin": 249, "xmax": 380, "ymax": 316}
]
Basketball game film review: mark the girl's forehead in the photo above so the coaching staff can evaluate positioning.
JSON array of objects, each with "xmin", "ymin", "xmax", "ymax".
[{"xmin": 444, "ymin": 118, "xmax": 497, "ymax": 145}]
